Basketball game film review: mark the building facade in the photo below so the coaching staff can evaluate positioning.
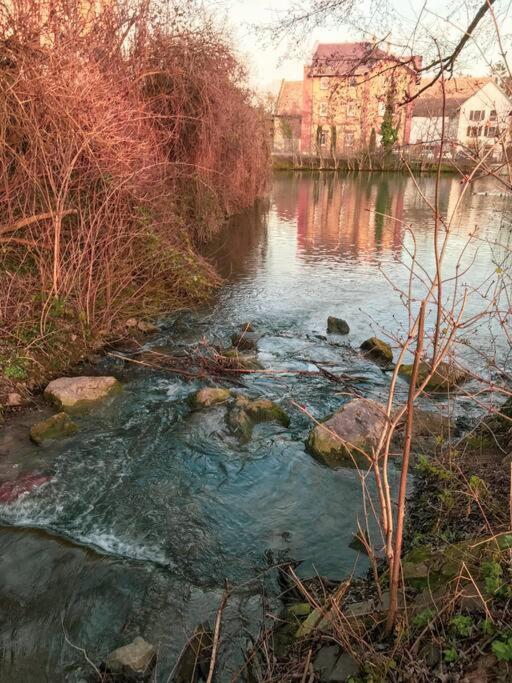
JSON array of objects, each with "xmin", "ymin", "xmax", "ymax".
[
  {"xmin": 298, "ymin": 42, "xmax": 420, "ymax": 155},
  {"xmin": 410, "ymin": 78, "xmax": 512, "ymax": 159},
  {"xmin": 273, "ymin": 80, "xmax": 303, "ymax": 153}
]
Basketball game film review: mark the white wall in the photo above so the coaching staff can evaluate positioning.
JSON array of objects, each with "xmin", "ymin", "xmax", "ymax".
[
  {"xmin": 410, "ymin": 116, "xmax": 446, "ymax": 145},
  {"xmin": 456, "ymin": 81, "xmax": 511, "ymax": 153}
]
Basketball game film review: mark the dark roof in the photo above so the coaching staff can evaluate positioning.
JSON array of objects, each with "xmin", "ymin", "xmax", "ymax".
[
  {"xmin": 275, "ymin": 80, "xmax": 303, "ymax": 117},
  {"xmin": 309, "ymin": 41, "xmax": 420, "ymax": 77},
  {"xmin": 413, "ymin": 77, "xmax": 494, "ymax": 117}
]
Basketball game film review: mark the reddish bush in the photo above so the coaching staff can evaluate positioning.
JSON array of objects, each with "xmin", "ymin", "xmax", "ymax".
[{"xmin": 0, "ymin": 0, "xmax": 269, "ymax": 381}]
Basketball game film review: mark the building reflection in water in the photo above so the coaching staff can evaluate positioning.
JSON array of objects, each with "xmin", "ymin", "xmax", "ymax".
[
  {"xmin": 271, "ymin": 171, "xmax": 499, "ymax": 264},
  {"xmin": 271, "ymin": 173, "xmax": 406, "ymax": 260}
]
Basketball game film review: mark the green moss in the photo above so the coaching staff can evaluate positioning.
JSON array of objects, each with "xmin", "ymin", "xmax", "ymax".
[
  {"xmin": 360, "ymin": 337, "xmax": 393, "ymax": 364},
  {"xmin": 244, "ymin": 399, "xmax": 290, "ymax": 427},
  {"xmin": 30, "ymin": 412, "xmax": 79, "ymax": 445}
]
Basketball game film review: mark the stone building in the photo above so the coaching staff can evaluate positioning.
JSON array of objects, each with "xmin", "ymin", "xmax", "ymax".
[{"xmin": 273, "ymin": 42, "xmax": 420, "ymax": 156}]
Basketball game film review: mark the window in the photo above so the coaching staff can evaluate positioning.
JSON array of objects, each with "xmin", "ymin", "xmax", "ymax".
[
  {"xmin": 345, "ymin": 132, "xmax": 355, "ymax": 147},
  {"xmin": 485, "ymin": 126, "xmax": 499, "ymax": 138},
  {"xmin": 467, "ymin": 126, "xmax": 482, "ymax": 138},
  {"xmin": 319, "ymin": 101, "xmax": 328, "ymax": 117},
  {"xmin": 320, "ymin": 77, "xmax": 330, "ymax": 90},
  {"xmin": 319, "ymin": 130, "xmax": 328, "ymax": 145},
  {"xmin": 346, "ymin": 103, "xmax": 357, "ymax": 117},
  {"xmin": 490, "ymin": 109, "xmax": 497, "ymax": 120},
  {"xmin": 378, "ymin": 102, "xmax": 386, "ymax": 116},
  {"xmin": 469, "ymin": 110, "xmax": 485, "ymax": 121}
]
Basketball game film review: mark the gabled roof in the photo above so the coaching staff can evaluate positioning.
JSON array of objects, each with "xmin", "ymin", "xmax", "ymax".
[
  {"xmin": 309, "ymin": 41, "xmax": 420, "ymax": 77},
  {"xmin": 413, "ymin": 77, "xmax": 496, "ymax": 117},
  {"xmin": 275, "ymin": 80, "xmax": 303, "ymax": 117}
]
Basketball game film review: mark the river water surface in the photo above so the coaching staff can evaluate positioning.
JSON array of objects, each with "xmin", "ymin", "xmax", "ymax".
[{"xmin": 0, "ymin": 172, "xmax": 510, "ymax": 681}]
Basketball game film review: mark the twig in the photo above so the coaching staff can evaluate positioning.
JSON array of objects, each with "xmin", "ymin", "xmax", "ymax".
[{"xmin": 206, "ymin": 588, "xmax": 229, "ymax": 683}]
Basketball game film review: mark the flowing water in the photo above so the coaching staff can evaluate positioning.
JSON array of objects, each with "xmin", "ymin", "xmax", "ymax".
[{"xmin": 0, "ymin": 172, "xmax": 510, "ymax": 681}]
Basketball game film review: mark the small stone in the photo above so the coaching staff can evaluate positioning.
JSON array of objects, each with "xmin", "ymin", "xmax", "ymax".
[
  {"xmin": 501, "ymin": 453, "xmax": 512, "ymax": 466},
  {"xmin": 226, "ymin": 396, "xmax": 290, "ymax": 442},
  {"xmin": 226, "ymin": 404, "xmax": 253, "ymax": 442},
  {"xmin": 137, "ymin": 320, "xmax": 159, "ymax": 333},
  {"xmin": 295, "ymin": 605, "xmax": 334, "ymax": 637},
  {"xmin": 189, "ymin": 387, "xmax": 231, "ymax": 409},
  {"xmin": 327, "ymin": 316, "xmax": 350, "ymax": 335},
  {"xmin": 244, "ymin": 398, "xmax": 290, "ymax": 427},
  {"xmin": 360, "ymin": 337, "xmax": 393, "ymax": 365},
  {"xmin": 125, "ymin": 318, "xmax": 138, "ymax": 328},
  {"xmin": 106, "ymin": 636, "xmax": 156, "ymax": 677},
  {"xmin": 30, "ymin": 412, "xmax": 79, "ymax": 445},
  {"xmin": 231, "ymin": 330, "xmax": 260, "ymax": 351},
  {"xmin": 330, "ymin": 653, "xmax": 359, "ymax": 682},
  {"xmin": 458, "ymin": 582, "xmax": 486, "ymax": 611},
  {"xmin": 7, "ymin": 392, "xmax": 23, "ymax": 407},
  {"xmin": 44, "ymin": 376, "xmax": 120, "ymax": 412},
  {"xmin": 313, "ymin": 645, "xmax": 341, "ymax": 677}
]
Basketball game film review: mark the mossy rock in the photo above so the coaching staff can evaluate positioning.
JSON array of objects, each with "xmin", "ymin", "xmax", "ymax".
[
  {"xmin": 230, "ymin": 330, "xmax": 260, "ymax": 351},
  {"xmin": 30, "ymin": 412, "xmax": 79, "ymax": 445},
  {"xmin": 226, "ymin": 396, "xmax": 290, "ymax": 442},
  {"xmin": 244, "ymin": 398, "xmax": 290, "ymax": 427},
  {"xmin": 398, "ymin": 361, "xmax": 468, "ymax": 392},
  {"xmin": 188, "ymin": 387, "xmax": 231, "ymax": 409},
  {"xmin": 402, "ymin": 533, "xmax": 512, "ymax": 590},
  {"xmin": 226, "ymin": 404, "xmax": 254, "ymax": 442},
  {"xmin": 306, "ymin": 399, "xmax": 387, "ymax": 469},
  {"xmin": 222, "ymin": 348, "xmax": 263, "ymax": 370},
  {"xmin": 327, "ymin": 316, "xmax": 350, "ymax": 335},
  {"xmin": 360, "ymin": 337, "xmax": 393, "ymax": 365}
]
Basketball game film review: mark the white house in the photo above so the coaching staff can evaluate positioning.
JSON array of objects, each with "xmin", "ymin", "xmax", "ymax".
[{"xmin": 410, "ymin": 77, "xmax": 512, "ymax": 160}]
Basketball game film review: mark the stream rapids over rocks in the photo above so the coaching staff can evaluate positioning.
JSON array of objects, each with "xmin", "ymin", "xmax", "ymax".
[{"xmin": 0, "ymin": 172, "xmax": 510, "ymax": 681}]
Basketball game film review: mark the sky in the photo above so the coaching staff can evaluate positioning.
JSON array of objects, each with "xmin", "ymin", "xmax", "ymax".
[{"xmin": 204, "ymin": 0, "xmax": 510, "ymax": 93}]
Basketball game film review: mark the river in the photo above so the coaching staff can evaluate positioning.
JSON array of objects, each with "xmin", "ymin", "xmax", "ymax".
[{"xmin": 0, "ymin": 172, "xmax": 510, "ymax": 681}]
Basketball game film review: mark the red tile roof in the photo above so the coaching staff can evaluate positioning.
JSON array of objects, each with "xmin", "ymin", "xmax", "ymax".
[
  {"xmin": 413, "ymin": 77, "xmax": 494, "ymax": 117},
  {"xmin": 310, "ymin": 41, "xmax": 418, "ymax": 76},
  {"xmin": 275, "ymin": 80, "xmax": 303, "ymax": 116}
]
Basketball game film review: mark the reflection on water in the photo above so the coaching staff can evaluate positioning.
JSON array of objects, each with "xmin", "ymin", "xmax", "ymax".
[{"xmin": 0, "ymin": 172, "xmax": 510, "ymax": 681}]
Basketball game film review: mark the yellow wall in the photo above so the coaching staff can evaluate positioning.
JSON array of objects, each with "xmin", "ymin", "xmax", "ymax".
[{"xmin": 308, "ymin": 59, "xmax": 415, "ymax": 154}]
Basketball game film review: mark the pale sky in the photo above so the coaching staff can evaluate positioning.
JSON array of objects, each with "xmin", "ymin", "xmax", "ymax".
[{"xmin": 204, "ymin": 0, "xmax": 510, "ymax": 93}]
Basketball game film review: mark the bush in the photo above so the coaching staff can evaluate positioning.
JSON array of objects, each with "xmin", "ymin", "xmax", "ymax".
[{"xmin": 0, "ymin": 0, "xmax": 269, "ymax": 377}]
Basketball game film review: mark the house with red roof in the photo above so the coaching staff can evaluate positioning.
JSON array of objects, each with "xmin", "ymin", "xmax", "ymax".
[{"xmin": 273, "ymin": 42, "xmax": 420, "ymax": 156}]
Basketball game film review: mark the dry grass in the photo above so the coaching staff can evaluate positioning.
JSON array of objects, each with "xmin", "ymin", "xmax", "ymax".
[{"xmin": 0, "ymin": 0, "xmax": 269, "ymax": 392}]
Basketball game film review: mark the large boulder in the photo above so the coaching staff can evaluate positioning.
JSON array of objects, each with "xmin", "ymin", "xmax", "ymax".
[
  {"xmin": 44, "ymin": 376, "xmax": 120, "ymax": 412},
  {"xmin": 105, "ymin": 636, "xmax": 156, "ymax": 679},
  {"xmin": 398, "ymin": 361, "xmax": 468, "ymax": 392},
  {"xmin": 30, "ymin": 412, "xmax": 78, "ymax": 445},
  {"xmin": 360, "ymin": 337, "xmax": 393, "ymax": 365},
  {"xmin": 327, "ymin": 316, "xmax": 350, "ymax": 335},
  {"xmin": 189, "ymin": 387, "xmax": 231, "ymax": 409},
  {"xmin": 306, "ymin": 399, "xmax": 388, "ymax": 468}
]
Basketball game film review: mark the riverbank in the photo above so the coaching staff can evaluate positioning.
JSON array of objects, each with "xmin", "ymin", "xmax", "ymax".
[
  {"xmin": 0, "ymin": 1, "xmax": 269, "ymax": 414},
  {"xmin": 0, "ymin": 171, "xmax": 510, "ymax": 680},
  {"xmin": 272, "ymin": 152, "xmax": 470, "ymax": 174},
  {"xmin": 247, "ymin": 395, "xmax": 512, "ymax": 682}
]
